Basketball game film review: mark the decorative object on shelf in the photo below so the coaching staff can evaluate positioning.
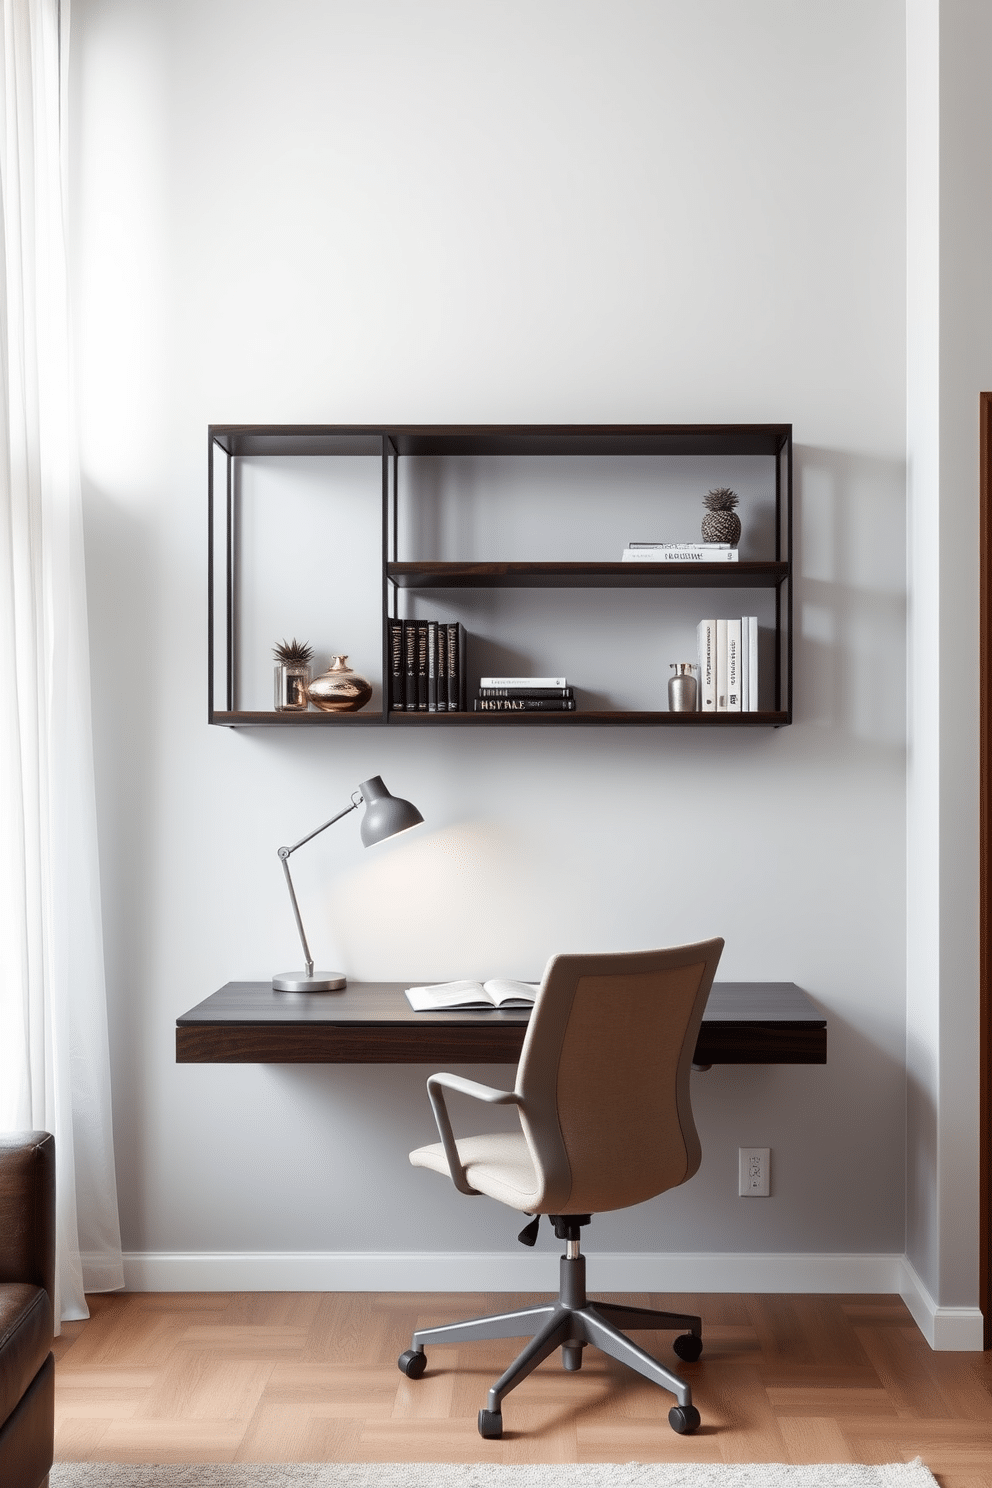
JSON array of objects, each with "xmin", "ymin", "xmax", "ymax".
[
  {"xmin": 701, "ymin": 488, "xmax": 741, "ymax": 546},
  {"xmin": 272, "ymin": 638, "xmax": 313, "ymax": 712},
  {"xmin": 273, "ymin": 775, "xmax": 423, "ymax": 992},
  {"xmin": 307, "ymin": 655, "xmax": 373, "ymax": 713},
  {"xmin": 668, "ymin": 663, "xmax": 698, "ymax": 713}
]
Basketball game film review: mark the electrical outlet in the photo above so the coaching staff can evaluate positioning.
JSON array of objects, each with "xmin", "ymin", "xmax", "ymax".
[{"xmin": 739, "ymin": 1147, "xmax": 770, "ymax": 1197}]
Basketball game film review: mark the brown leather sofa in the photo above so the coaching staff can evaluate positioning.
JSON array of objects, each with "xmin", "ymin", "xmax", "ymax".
[{"xmin": 0, "ymin": 1132, "xmax": 55, "ymax": 1488}]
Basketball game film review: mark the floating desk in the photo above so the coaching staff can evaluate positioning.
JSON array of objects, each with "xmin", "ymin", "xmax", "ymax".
[{"xmin": 175, "ymin": 981, "xmax": 826, "ymax": 1066}]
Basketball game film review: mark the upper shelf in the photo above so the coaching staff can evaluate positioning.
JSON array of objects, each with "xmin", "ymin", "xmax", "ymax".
[
  {"xmin": 387, "ymin": 560, "xmax": 790, "ymax": 590},
  {"xmin": 209, "ymin": 422, "xmax": 792, "ymax": 460}
]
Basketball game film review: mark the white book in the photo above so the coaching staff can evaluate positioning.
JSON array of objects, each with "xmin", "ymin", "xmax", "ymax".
[
  {"xmin": 621, "ymin": 548, "xmax": 739, "ymax": 562},
  {"xmin": 716, "ymin": 619, "xmax": 728, "ymax": 710},
  {"xmin": 746, "ymin": 616, "xmax": 759, "ymax": 711},
  {"xmin": 741, "ymin": 617, "xmax": 750, "ymax": 712},
  {"xmin": 479, "ymin": 676, "xmax": 567, "ymax": 688},
  {"xmin": 405, "ymin": 979, "xmax": 539, "ymax": 1011},
  {"xmin": 726, "ymin": 619, "xmax": 742, "ymax": 711},
  {"xmin": 696, "ymin": 619, "xmax": 717, "ymax": 711},
  {"xmin": 626, "ymin": 542, "xmax": 732, "ymax": 550}
]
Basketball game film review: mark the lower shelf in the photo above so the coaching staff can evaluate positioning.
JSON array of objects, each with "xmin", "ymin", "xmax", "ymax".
[{"xmin": 211, "ymin": 710, "xmax": 791, "ymax": 728}]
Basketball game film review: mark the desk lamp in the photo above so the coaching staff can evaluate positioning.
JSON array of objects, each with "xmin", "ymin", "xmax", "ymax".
[{"xmin": 273, "ymin": 775, "xmax": 423, "ymax": 992}]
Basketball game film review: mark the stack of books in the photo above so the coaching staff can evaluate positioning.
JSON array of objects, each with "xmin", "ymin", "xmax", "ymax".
[
  {"xmin": 388, "ymin": 620, "xmax": 467, "ymax": 712},
  {"xmin": 473, "ymin": 677, "xmax": 575, "ymax": 713},
  {"xmin": 621, "ymin": 543, "xmax": 739, "ymax": 563},
  {"xmin": 696, "ymin": 618, "xmax": 760, "ymax": 712}
]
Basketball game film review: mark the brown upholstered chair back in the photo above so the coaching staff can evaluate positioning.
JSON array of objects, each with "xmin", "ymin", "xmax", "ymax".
[
  {"xmin": 0, "ymin": 1132, "xmax": 55, "ymax": 1309},
  {"xmin": 511, "ymin": 941, "xmax": 724, "ymax": 1216}
]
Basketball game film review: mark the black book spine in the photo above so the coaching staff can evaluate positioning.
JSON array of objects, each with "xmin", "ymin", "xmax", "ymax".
[
  {"xmin": 427, "ymin": 620, "xmax": 439, "ymax": 712},
  {"xmin": 404, "ymin": 621, "xmax": 417, "ymax": 712},
  {"xmin": 416, "ymin": 621, "xmax": 428, "ymax": 711},
  {"xmin": 477, "ymin": 687, "xmax": 573, "ymax": 699},
  {"xmin": 436, "ymin": 623, "xmax": 447, "ymax": 712},
  {"xmin": 473, "ymin": 698, "xmax": 576, "ymax": 711},
  {"xmin": 460, "ymin": 624, "xmax": 467, "ymax": 712},
  {"xmin": 389, "ymin": 620, "xmax": 404, "ymax": 711},
  {"xmin": 446, "ymin": 622, "xmax": 459, "ymax": 712}
]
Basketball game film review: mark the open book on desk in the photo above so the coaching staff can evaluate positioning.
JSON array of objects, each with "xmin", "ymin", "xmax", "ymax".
[{"xmin": 405, "ymin": 979, "xmax": 540, "ymax": 1012}]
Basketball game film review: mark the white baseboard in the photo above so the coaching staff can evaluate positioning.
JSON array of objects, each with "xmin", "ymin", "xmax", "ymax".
[
  {"xmin": 119, "ymin": 1250, "xmax": 984, "ymax": 1349},
  {"xmin": 119, "ymin": 1248, "xmax": 896, "ymax": 1299},
  {"xmin": 897, "ymin": 1255, "xmax": 985, "ymax": 1350}
]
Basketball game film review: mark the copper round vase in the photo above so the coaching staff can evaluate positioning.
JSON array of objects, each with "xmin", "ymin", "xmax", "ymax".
[{"xmin": 307, "ymin": 655, "xmax": 373, "ymax": 713}]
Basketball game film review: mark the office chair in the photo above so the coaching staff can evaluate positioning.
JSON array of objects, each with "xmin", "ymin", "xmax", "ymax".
[{"xmin": 397, "ymin": 938, "xmax": 724, "ymax": 1439}]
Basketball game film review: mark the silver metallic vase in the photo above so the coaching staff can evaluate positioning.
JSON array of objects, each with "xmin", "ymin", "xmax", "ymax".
[{"xmin": 668, "ymin": 663, "xmax": 698, "ymax": 713}]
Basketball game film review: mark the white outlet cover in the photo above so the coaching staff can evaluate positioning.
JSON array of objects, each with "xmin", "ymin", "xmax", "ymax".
[{"xmin": 739, "ymin": 1146, "xmax": 771, "ymax": 1197}]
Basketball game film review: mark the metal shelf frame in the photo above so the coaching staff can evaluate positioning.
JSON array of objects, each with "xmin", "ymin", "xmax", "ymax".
[{"xmin": 208, "ymin": 423, "xmax": 792, "ymax": 728}]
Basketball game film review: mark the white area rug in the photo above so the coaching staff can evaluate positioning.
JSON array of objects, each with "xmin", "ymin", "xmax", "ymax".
[{"xmin": 49, "ymin": 1461, "xmax": 939, "ymax": 1488}]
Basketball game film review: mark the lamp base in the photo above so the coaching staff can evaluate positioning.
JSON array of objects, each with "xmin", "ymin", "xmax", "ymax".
[{"xmin": 272, "ymin": 970, "xmax": 347, "ymax": 992}]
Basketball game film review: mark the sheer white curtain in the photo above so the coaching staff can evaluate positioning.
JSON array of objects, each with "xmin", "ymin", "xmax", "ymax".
[{"xmin": 0, "ymin": 0, "xmax": 122, "ymax": 1322}]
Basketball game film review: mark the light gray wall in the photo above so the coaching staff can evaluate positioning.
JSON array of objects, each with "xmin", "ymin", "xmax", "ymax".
[{"xmin": 71, "ymin": 1, "xmax": 911, "ymax": 1267}]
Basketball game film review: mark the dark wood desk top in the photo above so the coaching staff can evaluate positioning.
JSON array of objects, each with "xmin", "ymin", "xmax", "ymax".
[{"xmin": 175, "ymin": 981, "xmax": 826, "ymax": 1066}]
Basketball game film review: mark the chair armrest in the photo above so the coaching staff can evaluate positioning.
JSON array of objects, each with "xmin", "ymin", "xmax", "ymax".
[
  {"xmin": 427, "ymin": 1073, "xmax": 519, "ymax": 1105},
  {"xmin": 425, "ymin": 1073, "xmax": 520, "ymax": 1197},
  {"xmin": 0, "ymin": 1132, "xmax": 56, "ymax": 1309}
]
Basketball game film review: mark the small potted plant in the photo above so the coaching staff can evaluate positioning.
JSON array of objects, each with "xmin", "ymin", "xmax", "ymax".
[{"xmin": 273, "ymin": 638, "xmax": 313, "ymax": 712}]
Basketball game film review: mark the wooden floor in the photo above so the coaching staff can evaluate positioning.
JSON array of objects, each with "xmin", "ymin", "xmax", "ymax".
[{"xmin": 54, "ymin": 1292, "xmax": 992, "ymax": 1486}]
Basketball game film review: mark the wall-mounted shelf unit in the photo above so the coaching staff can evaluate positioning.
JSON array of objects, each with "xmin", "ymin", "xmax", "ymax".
[{"xmin": 208, "ymin": 423, "xmax": 792, "ymax": 727}]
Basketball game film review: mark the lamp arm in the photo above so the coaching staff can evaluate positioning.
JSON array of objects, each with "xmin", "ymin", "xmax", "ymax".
[
  {"xmin": 279, "ymin": 795, "xmax": 360, "ymax": 857},
  {"xmin": 277, "ymin": 854, "xmax": 315, "ymax": 978},
  {"xmin": 276, "ymin": 795, "xmax": 361, "ymax": 979}
]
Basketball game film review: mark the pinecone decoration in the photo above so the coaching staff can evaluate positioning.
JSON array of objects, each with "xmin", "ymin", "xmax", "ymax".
[
  {"xmin": 701, "ymin": 488, "xmax": 741, "ymax": 546},
  {"xmin": 272, "ymin": 638, "xmax": 314, "ymax": 665}
]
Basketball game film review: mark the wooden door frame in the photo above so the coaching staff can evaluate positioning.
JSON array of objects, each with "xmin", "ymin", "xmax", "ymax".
[{"xmin": 981, "ymin": 391, "xmax": 991, "ymax": 1347}]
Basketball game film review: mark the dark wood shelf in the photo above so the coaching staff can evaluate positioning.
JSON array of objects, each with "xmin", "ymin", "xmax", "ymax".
[
  {"xmin": 176, "ymin": 980, "xmax": 826, "ymax": 1066},
  {"xmin": 387, "ymin": 561, "xmax": 789, "ymax": 590},
  {"xmin": 388, "ymin": 710, "xmax": 791, "ymax": 727},
  {"xmin": 209, "ymin": 709, "xmax": 791, "ymax": 728},
  {"xmin": 210, "ymin": 710, "xmax": 385, "ymax": 727}
]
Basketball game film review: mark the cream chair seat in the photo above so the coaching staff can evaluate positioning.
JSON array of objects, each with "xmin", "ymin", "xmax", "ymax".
[{"xmin": 398, "ymin": 939, "xmax": 724, "ymax": 1440}]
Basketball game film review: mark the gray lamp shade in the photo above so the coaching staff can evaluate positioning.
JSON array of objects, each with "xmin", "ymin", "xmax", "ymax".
[{"xmin": 358, "ymin": 776, "xmax": 424, "ymax": 847}]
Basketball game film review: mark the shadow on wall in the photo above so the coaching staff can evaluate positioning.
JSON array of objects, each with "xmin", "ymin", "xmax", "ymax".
[
  {"xmin": 80, "ymin": 478, "xmax": 162, "ymax": 1243},
  {"xmin": 794, "ymin": 445, "xmax": 906, "ymax": 750},
  {"xmin": 905, "ymin": 1037, "xmax": 939, "ymax": 1293}
]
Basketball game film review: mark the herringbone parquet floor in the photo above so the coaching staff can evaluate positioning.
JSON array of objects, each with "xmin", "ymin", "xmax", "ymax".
[{"xmin": 53, "ymin": 1292, "xmax": 992, "ymax": 1486}]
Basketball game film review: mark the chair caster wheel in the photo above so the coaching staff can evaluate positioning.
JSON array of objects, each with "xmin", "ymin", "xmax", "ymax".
[
  {"xmin": 673, "ymin": 1332, "xmax": 703, "ymax": 1362},
  {"xmin": 669, "ymin": 1403, "xmax": 701, "ymax": 1434},
  {"xmin": 478, "ymin": 1408, "xmax": 503, "ymax": 1439},
  {"xmin": 397, "ymin": 1348, "xmax": 427, "ymax": 1379}
]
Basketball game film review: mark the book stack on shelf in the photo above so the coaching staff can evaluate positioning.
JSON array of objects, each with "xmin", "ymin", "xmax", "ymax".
[
  {"xmin": 473, "ymin": 677, "xmax": 576, "ymax": 713},
  {"xmin": 389, "ymin": 619, "xmax": 467, "ymax": 712},
  {"xmin": 621, "ymin": 542, "xmax": 739, "ymax": 563},
  {"xmin": 696, "ymin": 618, "xmax": 759, "ymax": 712}
]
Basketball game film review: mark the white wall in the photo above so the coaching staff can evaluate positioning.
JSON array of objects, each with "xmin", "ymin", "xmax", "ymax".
[
  {"xmin": 905, "ymin": 0, "xmax": 991, "ymax": 1327},
  {"xmin": 71, "ymin": 1, "xmax": 917, "ymax": 1296}
]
